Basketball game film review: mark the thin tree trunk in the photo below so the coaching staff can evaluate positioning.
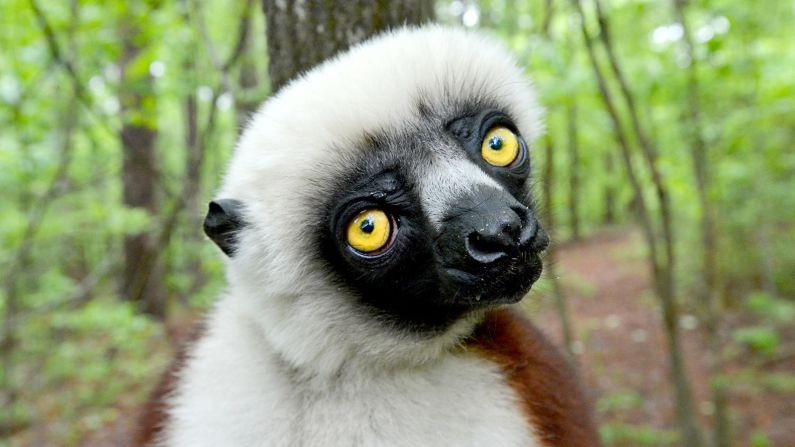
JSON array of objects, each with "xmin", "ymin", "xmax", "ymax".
[
  {"xmin": 541, "ymin": 0, "xmax": 554, "ymax": 37},
  {"xmin": 542, "ymin": 135, "xmax": 575, "ymax": 357},
  {"xmin": 571, "ymin": 1, "xmax": 703, "ymax": 445},
  {"xmin": 536, "ymin": 0, "xmax": 575, "ymax": 358},
  {"xmin": 262, "ymin": 0, "xmax": 434, "ymax": 93},
  {"xmin": 169, "ymin": 0, "xmax": 253, "ymax": 301},
  {"xmin": 236, "ymin": 11, "xmax": 260, "ymax": 130},
  {"xmin": 672, "ymin": 0, "xmax": 729, "ymax": 445},
  {"xmin": 567, "ymin": 101, "xmax": 582, "ymax": 240},
  {"xmin": 568, "ymin": 0, "xmax": 659, "ymax": 279},
  {"xmin": 119, "ymin": 8, "xmax": 165, "ymax": 318},
  {"xmin": 182, "ymin": 76, "xmax": 205, "ymax": 301},
  {"xmin": 591, "ymin": 2, "xmax": 703, "ymax": 445},
  {"xmin": 604, "ymin": 152, "xmax": 616, "ymax": 224}
]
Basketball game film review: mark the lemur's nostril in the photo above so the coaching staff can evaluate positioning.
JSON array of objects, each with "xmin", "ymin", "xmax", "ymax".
[
  {"xmin": 513, "ymin": 206, "xmax": 537, "ymax": 246},
  {"xmin": 466, "ymin": 232, "xmax": 510, "ymax": 264},
  {"xmin": 512, "ymin": 205, "xmax": 531, "ymax": 226},
  {"xmin": 517, "ymin": 214, "xmax": 549, "ymax": 253}
]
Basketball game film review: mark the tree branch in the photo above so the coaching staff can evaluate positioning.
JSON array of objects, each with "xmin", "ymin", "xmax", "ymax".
[
  {"xmin": 567, "ymin": 0, "xmax": 659, "ymax": 280},
  {"xmin": 28, "ymin": 0, "xmax": 116, "ymax": 135},
  {"xmin": 222, "ymin": 0, "xmax": 255, "ymax": 72},
  {"xmin": 126, "ymin": 0, "xmax": 255, "ymax": 306}
]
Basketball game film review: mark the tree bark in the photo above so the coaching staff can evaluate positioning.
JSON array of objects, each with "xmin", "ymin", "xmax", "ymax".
[
  {"xmin": 261, "ymin": 0, "xmax": 435, "ymax": 93},
  {"xmin": 541, "ymin": 0, "xmax": 554, "ymax": 37},
  {"xmin": 590, "ymin": 1, "xmax": 703, "ymax": 445},
  {"xmin": 542, "ymin": 135, "xmax": 575, "ymax": 358},
  {"xmin": 672, "ymin": 1, "xmax": 728, "ymax": 445},
  {"xmin": 236, "ymin": 11, "xmax": 261, "ymax": 129},
  {"xmin": 603, "ymin": 152, "xmax": 616, "ymax": 224},
  {"xmin": 566, "ymin": 101, "xmax": 581, "ymax": 240},
  {"xmin": 537, "ymin": 2, "xmax": 575, "ymax": 359},
  {"xmin": 571, "ymin": 1, "xmax": 703, "ymax": 445},
  {"xmin": 118, "ymin": 7, "xmax": 166, "ymax": 319}
]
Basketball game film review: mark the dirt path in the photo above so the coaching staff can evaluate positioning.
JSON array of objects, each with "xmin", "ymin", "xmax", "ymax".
[{"xmin": 531, "ymin": 228, "xmax": 795, "ymax": 446}]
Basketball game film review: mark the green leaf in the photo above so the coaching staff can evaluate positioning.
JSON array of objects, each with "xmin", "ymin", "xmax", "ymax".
[{"xmin": 733, "ymin": 326, "xmax": 780, "ymax": 355}]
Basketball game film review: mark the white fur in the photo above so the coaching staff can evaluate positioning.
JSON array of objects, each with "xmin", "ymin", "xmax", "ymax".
[
  {"xmin": 415, "ymin": 157, "xmax": 503, "ymax": 229},
  {"xmin": 162, "ymin": 298, "xmax": 538, "ymax": 446},
  {"xmin": 161, "ymin": 26, "xmax": 545, "ymax": 446}
]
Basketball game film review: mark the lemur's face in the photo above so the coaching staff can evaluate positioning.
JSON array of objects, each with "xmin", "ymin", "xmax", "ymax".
[
  {"xmin": 207, "ymin": 27, "xmax": 547, "ymax": 335},
  {"xmin": 313, "ymin": 106, "xmax": 548, "ymax": 331}
]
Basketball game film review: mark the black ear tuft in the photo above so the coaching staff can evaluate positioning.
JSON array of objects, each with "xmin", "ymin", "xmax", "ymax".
[{"xmin": 203, "ymin": 199, "xmax": 246, "ymax": 256}]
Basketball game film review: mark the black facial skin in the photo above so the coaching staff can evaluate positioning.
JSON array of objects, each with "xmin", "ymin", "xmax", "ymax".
[
  {"xmin": 447, "ymin": 109, "xmax": 532, "ymax": 194},
  {"xmin": 315, "ymin": 108, "xmax": 549, "ymax": 333},
  {"xmin": 319, "ymin": 168, "xmax": 463, "ymax": 331}
]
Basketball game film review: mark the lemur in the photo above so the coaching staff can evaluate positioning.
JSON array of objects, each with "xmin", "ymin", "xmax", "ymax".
[{"xmin": 136, "ymin": 25, "xmax": 599, "ymax": 447}]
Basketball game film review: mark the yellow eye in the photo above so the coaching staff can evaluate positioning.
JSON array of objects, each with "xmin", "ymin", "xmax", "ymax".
[
  {"xmin": 346, "ymin": 209, "xmax": 392, "ymax": 253},
  {"xmin": 481, "ymin": 126, "xmax": 520, "ymax": 167}
]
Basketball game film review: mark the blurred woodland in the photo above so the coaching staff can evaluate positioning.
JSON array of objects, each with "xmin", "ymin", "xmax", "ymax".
[{"xmin": 1, "ymin": 0, "xmax": 794, "ymax": 446}]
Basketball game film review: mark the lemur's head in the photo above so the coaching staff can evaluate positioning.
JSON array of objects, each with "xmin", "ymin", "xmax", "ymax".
[{"xmin": 206, "ymin": 26, "xmax": 546, "ymax": 374}]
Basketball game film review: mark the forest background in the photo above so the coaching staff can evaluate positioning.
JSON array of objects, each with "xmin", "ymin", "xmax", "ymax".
[{"xmin": 1, "ymin": 0, "xmax": 794, "ymax": 446}]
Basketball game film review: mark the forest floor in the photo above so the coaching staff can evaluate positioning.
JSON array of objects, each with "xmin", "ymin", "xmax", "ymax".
[
  {"xmin": 532, "ymin": 227, "xmax": 795, "ymax": 447},
  {"xmin": 82, "ymin": 228, "xmax": 795, "ymax": 447}
]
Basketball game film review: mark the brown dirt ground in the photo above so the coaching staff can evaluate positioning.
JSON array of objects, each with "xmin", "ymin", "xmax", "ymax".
[{"xmin": 529, "ymin": 228, "xmax": 795, "ymax": 446}]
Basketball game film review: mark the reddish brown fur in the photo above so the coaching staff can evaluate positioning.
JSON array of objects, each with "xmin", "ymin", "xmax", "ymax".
[
  {"xmin": 133, "ymin": 356, "xmax": 179, "ymax": 446},
  {"xmin": 133, "ymin": 323, "xmax": 204, "ymax": 447},
  {"xmin": 468, "ymin": 307, "xmax": 600, "ymax": 446}
]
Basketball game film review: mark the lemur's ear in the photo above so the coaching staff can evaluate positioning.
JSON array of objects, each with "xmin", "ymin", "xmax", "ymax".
[{"xmin": 203, "ymin": 199, "xmax": 246, "ymax": 256}]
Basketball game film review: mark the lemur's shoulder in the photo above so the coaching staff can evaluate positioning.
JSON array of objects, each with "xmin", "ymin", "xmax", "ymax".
[{"xmin": 468, "ymin": 307, "xmax": 601, "ymax": 447}]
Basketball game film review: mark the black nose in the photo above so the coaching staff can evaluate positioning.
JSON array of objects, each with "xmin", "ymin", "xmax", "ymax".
[
  {"xmin": 438, "ymin": 185, "xmax": 549, "ymax": 270},
  {"xmin": 466, "ymin": 206, "xmax": 522, "ymax": 262},
  {"xmin": 437, "ymin": 185, "xmax": 550, "ymax": 306},
  {"xmin": 465, "ymin": 204, "xmax": 547, "ymax": 264}
]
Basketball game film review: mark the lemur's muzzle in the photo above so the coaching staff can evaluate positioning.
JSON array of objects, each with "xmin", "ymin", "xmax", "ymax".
[{"xmin": 437, "ymin": 185, "xmax": 548, "ymax": 305}]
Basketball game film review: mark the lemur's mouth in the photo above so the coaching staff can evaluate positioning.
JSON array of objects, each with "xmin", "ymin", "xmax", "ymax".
[
  {"xmin": 443, "ymin": 248, "xmax": 544, "ymax": 307},
  {"xmin": 436, "ymin": 185, "xmax": 549, "ymax": 308}
]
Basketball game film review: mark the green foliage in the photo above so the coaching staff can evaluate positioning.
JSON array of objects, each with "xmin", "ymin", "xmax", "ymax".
[
  {"xmin": 746, "ymin": 291, "xmax": 795, "ymax": 323},
  {"xmin": 597, "ymin": 390, "xmax": 644, "ymax": 414},
  {"xmin": 732, "ymin": 326, "xmax": 780, "ymax": 355},
  {"xmin": 750, "ymin": 431, "xmax": 772, "ymax": 447},
  {"xmin": 599, "ymin": 423, "xmax": 679, "ymax": 446},
  {"xmin": 9, "ymin": 298, "xmax": 169, "ymax": 444}
]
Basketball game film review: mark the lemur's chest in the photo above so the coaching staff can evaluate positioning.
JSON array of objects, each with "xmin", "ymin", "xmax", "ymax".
[
  {"xmin": 286, "ymin": 355, "xmax": 538, "ymax": 447},
  {"xmin": 149, "ymin": 309, "xmax": 597, "ymax": 447},
  {"xmin": 164, "ymin": 348, "xmax": 538, "ymax": 447}
]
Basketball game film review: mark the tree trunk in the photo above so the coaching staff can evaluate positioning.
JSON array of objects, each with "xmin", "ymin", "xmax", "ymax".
[
  {"xmin": 236, "ymin": 11, "xmax": 261, "ymax": 129},
  {"xmin": 542, "ymin": 135, "xmax": 575, "ymax": 358},
  {"xmin": 604, "ymin": 152, "xmax": 616, "ymax": 224},
  {"xmin": 537, "ymin": 1, "xmax": 574, "ymax": 359},
  {"xmin": 262, "ymin": 0, "xmax": 434, "ymax": 93},
  {"xmin": 182, "ymin": 75, "xmax": 205, "ymax": 301},
  {"xmin": 119, "ymin": 12, "xmax": 166, "ymax": 319},
  {"xmin": 572, "ymin": 1, "xmax": 704, "ymax": 445},
  {"xmin": 566, "ymin": 101, "xmax": 581, "ymax": 240},
  {"xmin": 672, "ymin": 0, "xmax": 729, "ymax": 445},
  {"xmin": 591, "ymin": 1, "xmax": 703, "ymax": 445}
]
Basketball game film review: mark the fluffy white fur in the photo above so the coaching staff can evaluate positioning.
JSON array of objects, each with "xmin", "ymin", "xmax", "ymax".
[{"xmin": 160, "ymin": 26, "xmax": 545, "ymax": 446}]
